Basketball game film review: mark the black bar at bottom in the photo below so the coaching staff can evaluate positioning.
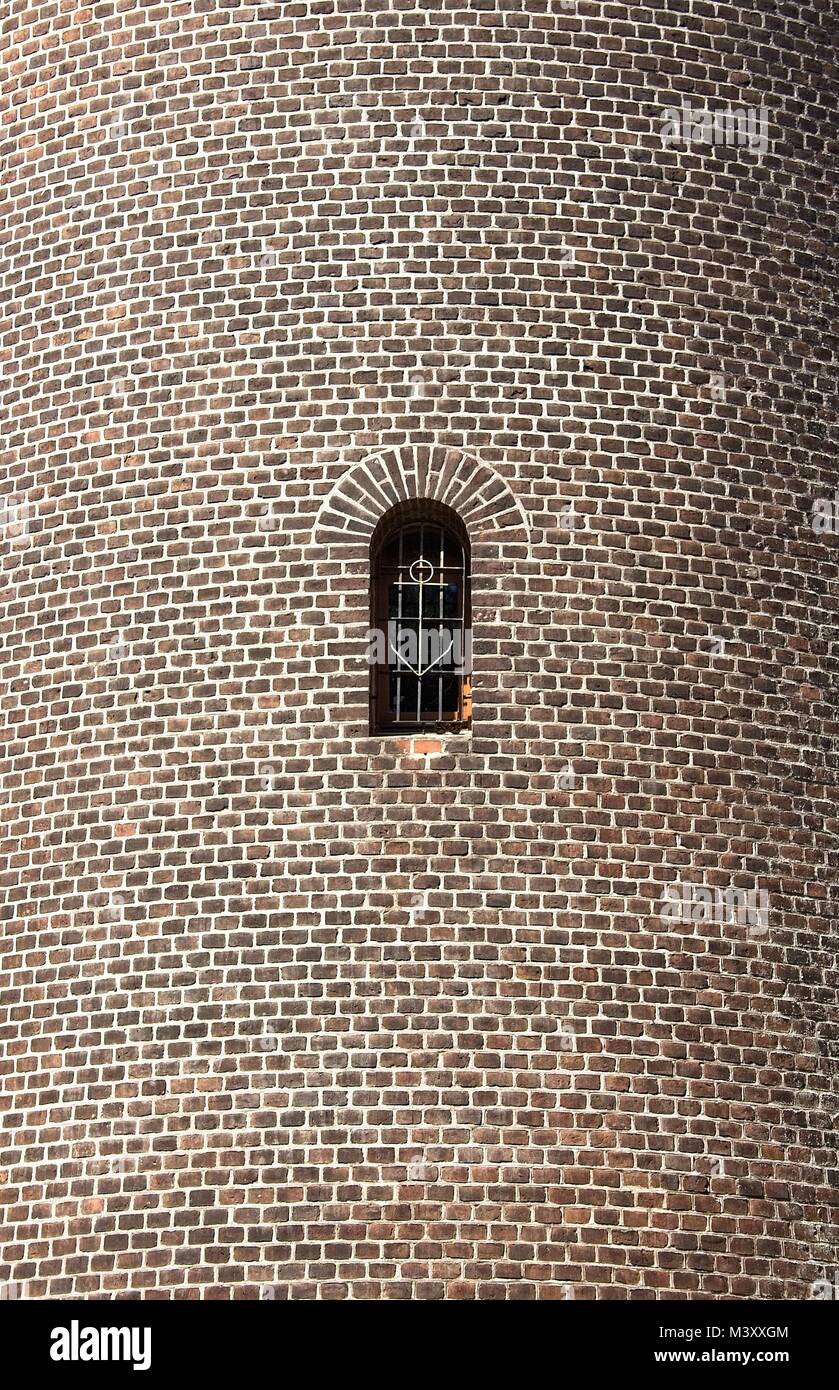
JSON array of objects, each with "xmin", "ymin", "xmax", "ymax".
[{"xmin": 0, "ymin": 1296, "xmax": 830, "ymax": 1381}]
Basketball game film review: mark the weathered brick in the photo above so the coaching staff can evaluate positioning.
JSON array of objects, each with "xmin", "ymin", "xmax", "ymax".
[{"xmin": 0, "ymin": 0, "xmax": 836, "ymax": 1305}]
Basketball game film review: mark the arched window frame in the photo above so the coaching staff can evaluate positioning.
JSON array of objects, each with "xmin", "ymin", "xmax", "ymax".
[{"xmin": 369, "ymin": 501, "xmax": 472, "ymax": 734}]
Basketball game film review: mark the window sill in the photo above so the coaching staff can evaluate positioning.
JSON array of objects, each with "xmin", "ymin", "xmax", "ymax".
[
  {"xmin": 370, "ymin": 727, "xmax": 472, "ymax": 757},
  {"xmin": 372, "ymin": 721, "xmax": 471, "ymax": 737}
]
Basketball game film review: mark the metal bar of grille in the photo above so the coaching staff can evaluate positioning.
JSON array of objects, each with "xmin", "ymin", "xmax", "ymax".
[
  {"xmin": 459, "ymin": 537, "xmax": 464, "ymax": 716},
  {"xmin": 416, "ymin": 522, "xmax": 424, "ymax": 724},
  {"xmin": 437, "ymin": 524, "xmax": 444, "ymax": 721},
  {"xmin": 396, "ymin": 525, "xmax": 403, "ymax": 723}
]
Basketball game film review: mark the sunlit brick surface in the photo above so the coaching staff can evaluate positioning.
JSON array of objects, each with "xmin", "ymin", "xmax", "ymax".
[{"xmin": 1, "ymin": 1, "xmax": 837, "ymax": 1300}]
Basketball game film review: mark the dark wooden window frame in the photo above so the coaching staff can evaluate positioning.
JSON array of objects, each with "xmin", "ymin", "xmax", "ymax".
[{"xmin": 369, "ymin": 501, "xmax": 472, "ymax": 735}]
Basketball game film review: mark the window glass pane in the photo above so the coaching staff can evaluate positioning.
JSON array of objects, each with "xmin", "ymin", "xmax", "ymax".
[
  {"xmin": 439, "ymin": 673, "xmax": 459, "ymax": 712},
  {"xmin": 421, "ymin": 583, "xmax": 444, "ymax": 618},
  {"xmin": 398, "ymin": 672, "xmax": 419, "ymax": 717},
  {"xmin": 379, "ymin": 536, "xmax": 401, "ymax": 569},
  {"xmin": 401, "ymin": 529, "xmax": 422, "ymax": 564},
  {"xmin": 390, "ymin": 621, "xmax": 419, "ymax": 668},
  {"xmin": 442, "ymin": 534, "xmax": 462, "ymax": 567},
  {"xmin": 401, "ymin": 585, "xmax": 420, "ymax": 618},
  {"xmin": 419, "ymin": 673, "xmax": 440, "ymax": 712}
]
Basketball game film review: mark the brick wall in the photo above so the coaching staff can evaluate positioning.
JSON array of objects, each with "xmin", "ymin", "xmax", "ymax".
[{"xmin": 1, "ymin": 1, "xmax": 837, "ymax": 1300}]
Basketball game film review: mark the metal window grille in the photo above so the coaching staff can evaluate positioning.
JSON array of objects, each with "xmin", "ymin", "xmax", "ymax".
[{"xmin": 371, "ymin": 517, "xmax": 471, "ymax": 732}]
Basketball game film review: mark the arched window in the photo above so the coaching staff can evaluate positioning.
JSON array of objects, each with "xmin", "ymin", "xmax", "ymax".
[{"xmin": 370, "ymin": 502, "xmax": 471, "ymax": 733}]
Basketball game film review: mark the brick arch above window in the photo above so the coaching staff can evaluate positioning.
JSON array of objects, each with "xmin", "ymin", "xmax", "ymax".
[{"xmin": 312, "ymin": 445, "xmax": 531, "ymax": 547}]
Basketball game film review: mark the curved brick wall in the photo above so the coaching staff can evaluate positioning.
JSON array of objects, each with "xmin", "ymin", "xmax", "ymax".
[{"xmin": 1, "ymin": 2, "xmax": 837, "ymax": 1300}]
